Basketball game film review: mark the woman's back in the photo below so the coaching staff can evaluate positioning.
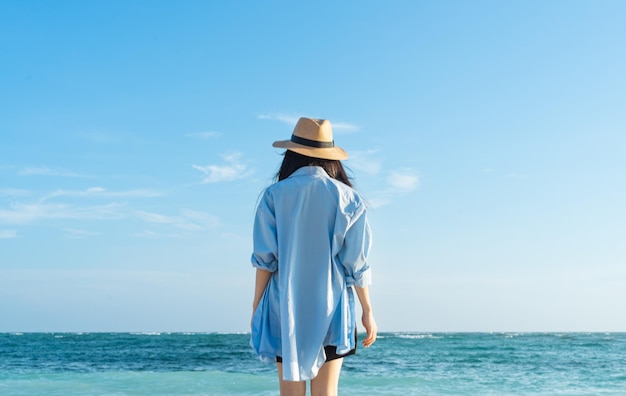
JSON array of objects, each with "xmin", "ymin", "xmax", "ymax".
[{"xmin": 250, "ymin": 117, "xmax": 377, "ymax": 390}]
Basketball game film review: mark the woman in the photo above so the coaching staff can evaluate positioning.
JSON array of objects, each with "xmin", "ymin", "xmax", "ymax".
[{"xmin": 250, "ymin": 117, "xmax": 377, "ymax": 396}]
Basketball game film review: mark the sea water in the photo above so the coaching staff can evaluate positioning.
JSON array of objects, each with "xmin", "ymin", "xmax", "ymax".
[{"xmin": 1, "ymin": 332, "xmax": 625, "ymax": 395}]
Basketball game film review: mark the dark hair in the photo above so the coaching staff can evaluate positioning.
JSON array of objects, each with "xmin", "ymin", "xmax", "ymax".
[{"xmin": 275, "ymin": 150, "xmax": 353, "ymax": 187}]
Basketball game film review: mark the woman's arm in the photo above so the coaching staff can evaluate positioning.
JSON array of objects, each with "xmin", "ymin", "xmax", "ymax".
[
  {"xmin": 252, "ymin": 268, "xmax": 272, "ymax": 312},
  {"xmin": 354, "ymin": 285, "xmax": 377, "ymax": 347}
]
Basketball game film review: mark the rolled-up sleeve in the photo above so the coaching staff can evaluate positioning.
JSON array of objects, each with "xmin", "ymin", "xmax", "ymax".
[
  {"xmin": 251, "ymin": 191, "xmax": 279, "ymax": 272},
  {"xmin": 337, "ymin": 209, "xmax": 372, "ymax": 287}
]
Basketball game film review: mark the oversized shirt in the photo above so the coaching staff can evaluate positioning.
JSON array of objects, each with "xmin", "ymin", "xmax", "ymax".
[{"xmin": 250, "ymin": 166, "xmax": 372, "ymax": 381}]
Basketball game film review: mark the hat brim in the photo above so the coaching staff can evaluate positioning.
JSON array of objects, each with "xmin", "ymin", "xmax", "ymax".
[{"xmin": 272, "ymin": 140, "xmax": 349, "ymax": 160}]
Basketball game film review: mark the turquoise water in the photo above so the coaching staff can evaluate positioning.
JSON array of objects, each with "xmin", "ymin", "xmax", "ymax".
[{"xmin": 1, "ymin": 332, "xmax": 625, "ymax": 395}]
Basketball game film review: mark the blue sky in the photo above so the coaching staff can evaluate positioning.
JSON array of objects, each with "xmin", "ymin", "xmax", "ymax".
[{"xmin": 1, "ymin": 1, "xmax": 625, "ymax": 332}]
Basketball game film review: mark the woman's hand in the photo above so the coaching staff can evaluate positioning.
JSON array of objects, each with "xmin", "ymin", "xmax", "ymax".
[
  {"xmin": 361, "ymin": 309, "xmax": 377, "ymax": 347},
  {"xmin": 354, "ymin": 285, "xmax": 377, "ymax": 347}
]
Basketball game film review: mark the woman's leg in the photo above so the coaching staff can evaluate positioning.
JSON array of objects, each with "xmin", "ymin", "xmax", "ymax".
[
  {"xmin": 310, "ymin": 358, "xmax": 344, "ymax": 396},
  {"xmin": 276, "ymin": 362, "xmax": 306, "ymax": 396}
]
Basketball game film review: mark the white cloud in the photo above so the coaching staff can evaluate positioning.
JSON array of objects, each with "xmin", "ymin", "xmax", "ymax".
[
  {"xmin": 258, "ymin": 113, "xmax": 359, "ymax": 132},
  {"xmin": 193, "ymin": 152, "xmax": 251, "ymax": 183},
  {"xmin": 186, "ymin": 131, "xmax": 222, "ymax": 139},
  {"xmin": 0, "ymin": 188, "xmax": 30, "ymax": 197},
  {"xmin": 63, "ymin": 228, "xmax": 98, "ymax": 239},
  {"xmin": 364, "ymin": 168, "xmax": 419, "ymax": 209},
  {"xmin": 132, "ymin": 230, "xmax": 159, "ymax": 238},
  {"xmin": 180, "ymin": 209, "xmax": 221, "ymax": 228},
  {"xmin": 135, "ymin": 209, "xmax": 220, "ymax": 232},
  {"xmin": 135, "ymin": 211, "xmax": 177, "ymax": 224},
  {"xmin": 0, "ymin": 184, "xmax": 168, "ymax": 238},
  {"xmin": 101, "ymin": 188, "xmax": 162, "ymax": 198},
  {"xmin": 257, "ymin": 113, "xmax": 300, "ymax": 125},
  {"xmin": 0, "ymin": 229, "xmax": 18, "ymax": 239},
  {"xmin": 0, "ymin": 202, "xmax": 126, "ymax": 224},
  {"xmin": 0, "ymin": 186, "xmax": 163, "ymax": 228},
  {"xmin": 86, "ymin": 187, "xmax": 106, "ymax": 193},
  {"xmin": 348, "ymin": 150, "xmax": 382, "ymax": 175},
  {"xmin": 387, "ymin": 170, "xmax": 419, "ymax": 193},
  {"xmin": 192, "ymin": 164, "xmax": 242, "ymax": 183},
  {"xmin": 366, "ymin": 197, "xmax": 391, "ymax": 210},
  {"xmin": 18, "ymin": 166, "xmax": 88, "ymax": 178},
  {"xmin": 42, "ymin": 187, "xmax": 162, "ymax": 201},
  {"xmin": 332, "ymin": 121, "xmax": 360, "ymax": 133}
]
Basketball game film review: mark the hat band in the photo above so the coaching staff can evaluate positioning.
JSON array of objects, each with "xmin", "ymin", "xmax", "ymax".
[{"xmin": 291, "ymin": 134, "xmax": 334, "ymax": 149}]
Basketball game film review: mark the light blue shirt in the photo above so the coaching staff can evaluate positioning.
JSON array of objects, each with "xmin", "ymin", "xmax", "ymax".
[{"xmin": 250, "ymin": 166, "xmax": 372, "ymax": 381}]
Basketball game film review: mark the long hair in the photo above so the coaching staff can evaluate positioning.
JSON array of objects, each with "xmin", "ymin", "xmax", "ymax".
[{"xmin": 275, "ymin": 150, "xmax": 353, "ymax": 187}]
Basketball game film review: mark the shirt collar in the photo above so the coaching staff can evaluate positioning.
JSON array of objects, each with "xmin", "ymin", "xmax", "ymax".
[{"xmin": 289, "ymin": 166, "xmax": 328, "ymax": 178}]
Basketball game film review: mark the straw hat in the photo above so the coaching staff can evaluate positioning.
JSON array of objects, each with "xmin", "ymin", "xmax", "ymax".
[{"xmin": 272, "ymin": 117, "xmax": 348, "ymax": 160}]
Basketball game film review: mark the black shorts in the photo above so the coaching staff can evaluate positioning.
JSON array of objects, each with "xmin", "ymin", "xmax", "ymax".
[{"xmin": 276, "ymin": 333, "xmax": 357, "ymax": 363}]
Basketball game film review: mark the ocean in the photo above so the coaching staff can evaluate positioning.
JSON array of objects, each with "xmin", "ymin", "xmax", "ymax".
[{"xmin": 1, "ymin": 332, "xmax": 625, "ymax": 395}]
